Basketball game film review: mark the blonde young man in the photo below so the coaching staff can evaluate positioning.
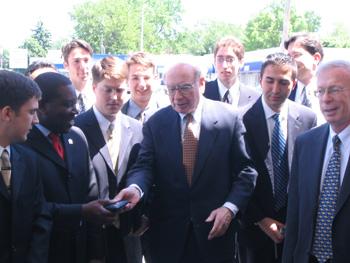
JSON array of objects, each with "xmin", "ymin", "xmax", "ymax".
[
  {"xmin": 75, "ymin": 56, "xmax": 143, "ymax": 263},
  {"xmin": 121, "ymin": 51, "xmax": 168, "ymax": 123}
]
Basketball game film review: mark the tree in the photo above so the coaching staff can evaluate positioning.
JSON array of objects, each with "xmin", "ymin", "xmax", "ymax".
[
  {"xmin": 244, "ymin": 1, "xmax": 321, "ymax": 51},
  {"xmin": 322, "ymin": 23, "xmax": 350, "ymax": 48},
  {"xmin": 71, "ymin": 0, "xmax": 183, "ymax": 54},
  {"xmin": 20, "ymin": 20, "xmax": 52, "ymax": 57},
  {"xmin": 180, "ymin": 20, "xmax": 244, "ymax": 55}
]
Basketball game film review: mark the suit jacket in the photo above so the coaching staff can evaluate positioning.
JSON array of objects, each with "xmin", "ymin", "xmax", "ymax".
[
  {"xmin": 23, "ymin": 125, "xmax": 99, "ymax": 263},
  {"xmin": 204, "ymin": 79, "xmax": 260, "ymax": 107},
  {"xmin": 75, "ymin": 109, "xmax": 143, "ymax": 263},
  {"xmin": 0, "ymin": 144, "xmax": 51, "ymax": 263},
  {"xmin": 127, "ymin": 98, "xmax": 257, "ymax": 263},
  {"xmin": 239, "ymin": 97, "xmax": 317, "ymax": 250},
  {"xmin": 283, "ymin": 124, "xmax": 350, "ymax": 263},
  {"xmin": 75, "ymin": 108, "xmax": 143, "ymax": 199}
]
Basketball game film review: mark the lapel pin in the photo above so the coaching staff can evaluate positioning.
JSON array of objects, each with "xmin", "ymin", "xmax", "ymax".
[{"xmin": 68, "ymin": 138, "xmax": 74, "ymax": 144}]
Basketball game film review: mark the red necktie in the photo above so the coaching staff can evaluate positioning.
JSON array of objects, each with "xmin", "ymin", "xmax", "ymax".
[{"xmin": 49, "ymin": 133, "xmax": 64, "ymax": 159}]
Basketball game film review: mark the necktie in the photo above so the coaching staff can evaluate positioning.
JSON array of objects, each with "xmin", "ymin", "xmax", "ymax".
[
  {"xmin": 77, "ymin": 93, "xmax": 86, "ymax": 113},
  {"xmin": 49, "ymin": 133, "xmax": 65, "ymax": 160},
  {"xmin": 0, "ymin": 149, "xmax": 11, "ymax": 190},
  {"xmin": 222, "ymin": 90, "xmax": 232, "ymax": 104},
  {"xmin": 106, "ymin": 123, "xmax": 119, "ymax": 171},
  {"xmin": 182, "ymin": 114, "xmax": 198, "ymax": 185},
  {"xmin": 312, "ymin": 135, "xmax": 341, "ymax": 263},
  {"xmin": 271, "ymin": 113, "xmax": 289, "ymax": 211},
  {"xmin": 301, "ymin": 86, "xmax": 312, "ymax": 108}
]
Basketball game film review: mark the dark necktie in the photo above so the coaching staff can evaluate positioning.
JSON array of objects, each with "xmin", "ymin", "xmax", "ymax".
[
  {"xmin": 222, "ymin": 90, "xmax": 232, "ymax": 104},
  {"xmin": 77, "ymin": 93, "xmax": 86, "ymax": 113},
  {"xmin": 301, "ymin": 86, "xmax": 312, "ymax": 108},
  {"xmin": 0, "ymin": 149, "xmax": 11, "ymax": 191},
  {"xmin": 271, "ymin": 113, "xmax": 289, "ymax": 211},
  {"xmin": 182, "ymin": 114, "xmax": 198, "ymax": 185},
  {"xmin": 312, "ymin": 135, "xmax": 341, "ymax": 263},
  {"xmin": 49, "ymin": 133, "xmax": 65, "ymax": 160}
]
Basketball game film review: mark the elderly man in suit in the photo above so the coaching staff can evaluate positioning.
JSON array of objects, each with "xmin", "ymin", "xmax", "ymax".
[
  {"xmin": 282, "ymin": 60, "xmax": 350, "ymax": 263},
  {"xmin": 115, "ymin": 61, "xmax": 257, "ymax": 263},
  {"xmin": 75, "ymin": 56, "xmax": 143, "ymax": 263},
  {"xmin": 0, "ymin": 70, "xmax": 51, "ymax": 263},
  {"xmin": 204, "ymin": 36, "xmax": 260, "ymax": 108},
  {"xmin": 24, "ymin": 72, "xmax": 115, "ymax": 263},
  {"xmin": 238, "ymin": 53, "xmax": 317, "ymax": 263}
]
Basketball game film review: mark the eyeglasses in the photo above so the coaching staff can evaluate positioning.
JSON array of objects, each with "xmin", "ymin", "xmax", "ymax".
[
  {"xmin": 314, "ymin": 86, "xmax": 348, "ymax": 97},
  {"xmin": 167, "ymin": 83, "xmax": 194, "ymax": 95},
  {"xmin": 216, "ymin": 56, "xmax": 236, "ymax": 65}
]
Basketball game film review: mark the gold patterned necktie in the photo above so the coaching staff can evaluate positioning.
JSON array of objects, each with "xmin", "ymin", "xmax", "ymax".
[
  {"xmin": 1, "ymin": 149, "xmax": 11, "ymax": 190},
  {"xmin": 182, "ymin": 114, "xmax": 198, "ymax": 185}
]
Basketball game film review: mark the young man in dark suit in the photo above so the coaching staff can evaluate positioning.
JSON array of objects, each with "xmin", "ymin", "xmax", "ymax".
[
  {"xmin": 24, "ymin": 72, "xmax": 115, "ymax": 263},
  {"xmin": 283, "ymin": 60, "xmax": 350, "ymax": 262},
  {"xmin": 204, "ymin": 36, "xmax": 260, "ymax": 108},
  {"xmin": 75, "ymin": 56, "xmax": 143, "ymax": 263},
  {"xmin": 238, "ymin": 53, "xmax": 317, "ymax": 263},
  {"xmin": 115, "ymin": 62, "xmax": 257, "ymax": 263},
  {"xmin": 0, "ymin": 70, "xmax": 51, "ymax": 263}
]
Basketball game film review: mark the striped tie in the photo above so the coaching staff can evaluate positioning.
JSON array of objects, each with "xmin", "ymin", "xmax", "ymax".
[
  {"xmin": 271, "ymin": 113, "xmax": 289, "ymax": 211},
  {"xmin": 0, "ymin": 149, "xmax": 11, "ymax": 191},
  {"xmin": 312, "ymin": 135, "xmax": 341, "ymax": 263}
]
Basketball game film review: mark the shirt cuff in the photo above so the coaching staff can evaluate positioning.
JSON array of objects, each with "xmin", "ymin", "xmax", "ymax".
[
  {"xmin": 129, "ymin": 184, "xmax": 144, "ymax": 198},
  {"xmin": 223, "ymin": 202, "xmax": 239, "ymax": 216}
]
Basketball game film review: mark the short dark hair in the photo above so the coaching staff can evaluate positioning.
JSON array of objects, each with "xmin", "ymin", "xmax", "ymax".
[
  {"xmin": 61, "ymin": 39, "xmax": 93, "ymax": 63},
  {"xmin": 260, "ymin": 52, "xmax": 298, "ymax": 80},
  {"xmin": 284, "ymin": 33, "xmax": 324, "ymax": 61},
  {"xmin": 25, "ymin": 60, "xmax": 57, "ymax": 77},
  {"xmin": 0, "ymin": 70, "xmax": 41, "ymax": 112},
  {"xmin": 34, "ymin": 72, "xmax": 72, "ymax": 105}
]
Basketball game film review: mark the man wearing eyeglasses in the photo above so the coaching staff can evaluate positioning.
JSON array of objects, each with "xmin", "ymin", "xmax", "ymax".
[
  {"xmin": 114, "ymin": 61, "xmax": 257, "ymax": 263},
  {"xmin": 283, "ymin": 60, "xmax": 350, "ymax": 263},
  {"xmin": 204, "ymin": 36, "xmax": 260, "ymax": 108}
]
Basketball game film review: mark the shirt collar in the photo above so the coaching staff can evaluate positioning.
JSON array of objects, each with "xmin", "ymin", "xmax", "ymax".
[
  {"xmin": 329, "ymin": 123, "xmax": 350, "ymax": 145},
  {"xmin": 262, "ymin": 96, "xmax": 289, "ymax": 121},
  {"xmin": 217, "ymin": 79, "xmax": 240, "ymax": 100},
  {"xmin": 93, "ymin": 105, "xmax": 121, "ymax": 134},
  {"xmin": 178, "ymin": 96, "xmax": 203, "ymax": 123},
  {"xmin": 0, "ymin": 146, "xmax": 11, "ymax": 159}
]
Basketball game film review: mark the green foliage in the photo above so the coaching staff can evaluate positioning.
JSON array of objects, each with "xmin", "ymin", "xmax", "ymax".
[
  {"xmin": 20, "ymin": 20, "xmax": 52, "ymax": 57},
  {"xmin": 323, "ymin": 23, "xmax": 350, "ymax": 48},
  {"xmin": 71, "ymin": 0, "xmax": 183, "ymax": 54},
  {"xmin": 244, "ymin": 1, "xmax": 321, "ymax": 51},
  {"xmin": 0, "ymin": 49, "xmax": 9, "ymax": 69},
  {"xmin": 182, "ymin": 20, "xmax": 243, "ymax": 55}
]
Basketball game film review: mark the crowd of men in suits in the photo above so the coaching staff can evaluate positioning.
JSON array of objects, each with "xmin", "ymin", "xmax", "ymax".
[{"xmin": 1, "ymin": 32, "xmax": 350, "ymax": 263}]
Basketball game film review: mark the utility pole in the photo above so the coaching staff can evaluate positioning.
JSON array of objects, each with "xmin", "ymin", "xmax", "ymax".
[{"xmin": 280, "ymin": 0, "xmax": 291, "ymax": 50}]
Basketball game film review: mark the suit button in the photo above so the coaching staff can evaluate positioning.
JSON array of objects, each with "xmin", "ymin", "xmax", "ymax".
[{"xmin": 11, "ymin": 245, "xmax": 16, "ymax": 252}]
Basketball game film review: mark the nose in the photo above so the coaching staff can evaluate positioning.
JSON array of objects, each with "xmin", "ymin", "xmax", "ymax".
[
  {"xmin": 32, "ymin": 112, "xmax": 39, "ymax": 124},
  {"xmin": 271, "ymin": 82, "xmax": 280, "ymax": 93}
]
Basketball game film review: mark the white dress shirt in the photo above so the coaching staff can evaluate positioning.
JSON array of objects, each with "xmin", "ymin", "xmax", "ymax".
[{"xmin": 217, "ymin": 79, "xmax": 240, "ymax": 108}]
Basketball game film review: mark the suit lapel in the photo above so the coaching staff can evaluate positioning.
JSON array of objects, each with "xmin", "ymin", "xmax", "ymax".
[
  {"xmin": 9, "ymin": 146, "xmax": 24, "ymax": 200},
  {"xmin": 287, "ymin": 103, "xmax": 302, "ymax": 171},
  {"xmin": 117, "ymin": 115, "xmax": 132, "ymax": 183},
  {"xmin": 192, "ymin": 101, "xmax": 219, "ymax": 185},
  {"xmin": 28, "ymin": 126, "xmax": 66, "ymax": 169},
  {"xmin": 83, "ymin": 110, "xmax": 114, "ymax": 172},
  {"xmin": 336, "ymin": 153, "xmax": 350, "ymax": 215}
]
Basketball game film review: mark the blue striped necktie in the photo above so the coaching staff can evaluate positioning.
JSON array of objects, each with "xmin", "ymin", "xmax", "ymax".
[
  {"xmin": 312, "ymin": 135, "xmax": 341, "ymax": 263},
  {"xmin": 271, "ymin": 113, "xmax": 289, "ymax": 211}
]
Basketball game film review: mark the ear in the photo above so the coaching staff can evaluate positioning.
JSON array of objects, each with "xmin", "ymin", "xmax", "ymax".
[
  {"xmin": 199, "ymin": 76, "xmax": 206, "ymax": 94},
  {"xmin": 63, "ymin": 61, "xmax": 69, "ymax": 70},
  {"xmin": 0, "ymin": 106, "xmax": 15, "ymax": 121},
  {"xmin": 313, "ymin": 52, "xmax": 322, "ymax": 65}
]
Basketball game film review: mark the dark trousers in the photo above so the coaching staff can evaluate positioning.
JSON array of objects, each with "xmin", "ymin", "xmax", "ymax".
[
  {"xmin": 105, "ymin": 225, "xmax": 127, "ymax": 263},
  {"xmin": 239, "ymin": 239, "xmax": 283, "ymax": 263}
]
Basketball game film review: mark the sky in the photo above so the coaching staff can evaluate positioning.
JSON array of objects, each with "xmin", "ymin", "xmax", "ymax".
[{"xmin": 0, "ymin": 0, "xmax": 349, "ymax": 50}]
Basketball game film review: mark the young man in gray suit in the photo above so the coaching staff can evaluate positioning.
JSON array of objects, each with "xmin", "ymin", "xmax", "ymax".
[
  {"xmin": 239, "ymin": 53, "xmax": 317, "ymax": 263},
  {"xmin": 75, "ymin": 56, "xmax": 143, "ymax": 263},
  {"xmin": 204, "ymin": 36, "xmax": 260, "ymax": 108}
]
